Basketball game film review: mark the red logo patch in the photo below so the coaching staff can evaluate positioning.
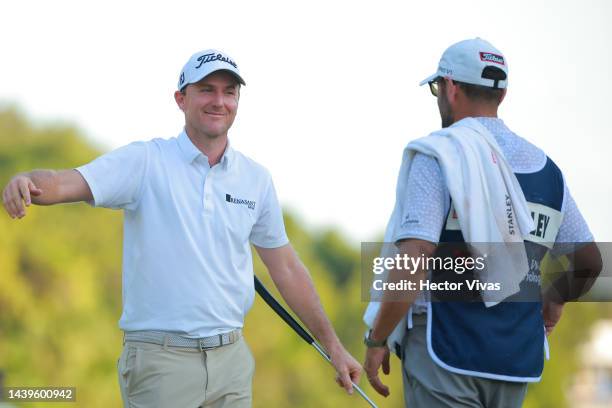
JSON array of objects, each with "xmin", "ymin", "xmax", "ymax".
[{"xmin": 479, "ymin": 52, "xmax": 505, "ymax": 66}]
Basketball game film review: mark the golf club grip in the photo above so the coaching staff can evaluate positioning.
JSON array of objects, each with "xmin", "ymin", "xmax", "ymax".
[{"xmin": 254, "ymin": 276, "xmax": 315, "ymax": 345}]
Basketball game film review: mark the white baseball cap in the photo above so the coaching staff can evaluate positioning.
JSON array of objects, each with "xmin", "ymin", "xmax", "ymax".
[
  {"xmin": 178, "ymin": 49, "xmax": 245, "ymax": 91},
  {"xmin": 419, "ymin": 38, "xmax": 508, "ymax": 89}
]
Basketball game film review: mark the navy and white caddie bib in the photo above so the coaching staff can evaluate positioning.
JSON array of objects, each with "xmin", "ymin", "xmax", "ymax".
[{"xmin": 427, "ymin": 157, "xmax": 564, "ymax": 382}]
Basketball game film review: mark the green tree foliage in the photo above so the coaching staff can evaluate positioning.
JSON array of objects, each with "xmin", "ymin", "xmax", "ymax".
[
  {"xmin": 0, "ymin": 107, "xmax": 609, "ymax": 407},
  {"xmin": 0, "ymin": 107, "xmax": 403, "ymax": 407},
  {"xmin": 313, "ymin": 229, "xmax": 358, "ymax": 287}
]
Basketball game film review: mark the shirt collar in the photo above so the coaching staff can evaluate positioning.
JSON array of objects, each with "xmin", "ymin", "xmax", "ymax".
[
  {"xmin": 177, "ymin": 130, "xmax": 201, "ymax": 163},
  {"xmin": 474, "ymin": 116, "xmax": 505, "ymax": 127},
  {"xmin": 222, "ymin": 143, "xmax": 235, "ymax": 170},
  {"xmin": 177, "ymin": 130, "xmax": 235, "ymax": 170}
]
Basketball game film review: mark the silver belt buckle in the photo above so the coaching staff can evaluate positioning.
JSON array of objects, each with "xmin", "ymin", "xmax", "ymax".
[{"xmin": 197, "ymin": 331, "xmax": 234, "ymax": 351}]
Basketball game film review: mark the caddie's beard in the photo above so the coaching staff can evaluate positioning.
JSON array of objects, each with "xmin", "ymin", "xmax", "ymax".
[
  {"xmin": 441, "ymin": 111, "xmax": 454, "ymax": 128},
  {"xmin": 438, "ymin": 92, "xmax": 454, "ymax": 128}
]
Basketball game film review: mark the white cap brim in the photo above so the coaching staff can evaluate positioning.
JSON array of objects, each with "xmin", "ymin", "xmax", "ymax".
[
  {"xmin": 182, "ymin": 65, "xmax": 245, "ymax": 90},
  {"xmin": 419, "ymin": 73, "xmax": 439, "ymax": 86},
  {"xmin": 209, "ymin": 68, "xmax": 246, "ymax": 86}
]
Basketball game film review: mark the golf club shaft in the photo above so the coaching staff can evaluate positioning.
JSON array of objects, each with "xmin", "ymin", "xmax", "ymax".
[{"xmin": 254, "ymin": 276, "xmax": 378, "ymax": 408}]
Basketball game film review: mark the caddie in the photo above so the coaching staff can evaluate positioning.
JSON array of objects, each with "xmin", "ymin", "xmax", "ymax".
[{"xmin": 362, "ymin": 38, "xmax": 601, "ymax": 407}]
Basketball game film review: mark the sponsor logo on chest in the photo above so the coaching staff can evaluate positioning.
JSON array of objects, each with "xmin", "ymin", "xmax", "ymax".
[{"xmin": 225, "ymin": 194, "xmax": 256, "ymax": 210}]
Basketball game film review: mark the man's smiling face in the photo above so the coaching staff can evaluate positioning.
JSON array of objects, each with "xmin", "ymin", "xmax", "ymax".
[{"xmin": 176, "ymin": 70, "xmax": 240, "ymax": 140}]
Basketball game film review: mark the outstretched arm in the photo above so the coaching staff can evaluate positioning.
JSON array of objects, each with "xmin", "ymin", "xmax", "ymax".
[
  {"xmin": 254, "ymin": 243, "xmax": 362, "ymax": 394},
  {"xmin": 2, "ymin": 169, "xmax": 92, "ymax": 218}
]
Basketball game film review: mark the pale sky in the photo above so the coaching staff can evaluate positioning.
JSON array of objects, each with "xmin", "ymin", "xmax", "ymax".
[{"xmin": 1, "ymin": 0, "xmax": 611, "ymax": 243}]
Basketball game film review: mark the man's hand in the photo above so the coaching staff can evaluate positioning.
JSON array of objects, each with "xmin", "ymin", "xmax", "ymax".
[
  {"xmin": 2, "ymin": 174, "xmax": 42, "ymax": 219},
  {"xmin": 255, "ymin": 244, "xmax": 363, "ymax": 394},
  {"xmin": 362, "ymin": 239, "xmax": 435, "ymax": 398},
  {"xmin": 2, "ymin": 169, "xmax": 92, "ymax": 218},
  {"xmin": 329, "ymin": 345, "xmax": 362, "ymax": 395},
  {"xmin": 364, "ymin": 346, "xmax": 391, "ymax": 397},
  {"xmin": 543, "ymin": 300, "xmax": 564, "ymax": 336}
]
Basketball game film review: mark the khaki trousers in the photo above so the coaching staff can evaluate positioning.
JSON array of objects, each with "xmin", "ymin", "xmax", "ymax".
[{"xmin": 118, "ymin": 336, "xmax": 255, "ymax": 408}]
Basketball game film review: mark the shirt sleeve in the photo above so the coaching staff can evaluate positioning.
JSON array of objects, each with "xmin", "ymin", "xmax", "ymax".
[
  {"xmin": 392, "ymin": 152, "xmax": 447, "ymax": 244},
  {"xmin": 249, "ymin": 175, "xmax": 290, "ymax": 248},
  {"xmin": 552, "ymin": 182, "xmax": 594, "ymax": 255},
  {"xmin": 75, "ymin": 141, "xmax": 148, "ymax": 210}
]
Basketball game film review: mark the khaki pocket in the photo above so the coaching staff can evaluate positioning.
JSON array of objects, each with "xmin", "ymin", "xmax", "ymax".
[
  {"xmin": 241, "ymin": 338, "xmax": 256, "ymax": 376},
  {"xmin": 119, "ymin": 345, "xmax": 138, "ymax": 393}
]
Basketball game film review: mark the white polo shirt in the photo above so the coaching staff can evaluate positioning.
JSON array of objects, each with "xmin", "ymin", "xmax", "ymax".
[{"xmin": 77, "ymin": 130, "xmax": 289, "ymax": 337}]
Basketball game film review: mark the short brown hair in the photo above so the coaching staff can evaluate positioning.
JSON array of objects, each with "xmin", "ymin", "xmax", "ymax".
[{"xmin": 455, "ymin": 81, "xmax": 504, "ymax": 105}]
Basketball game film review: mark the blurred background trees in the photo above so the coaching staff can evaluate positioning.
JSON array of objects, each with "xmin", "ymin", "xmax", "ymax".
[{"xmin": 0, "ymin": 107, "xmax": 609, "ymax": 407}]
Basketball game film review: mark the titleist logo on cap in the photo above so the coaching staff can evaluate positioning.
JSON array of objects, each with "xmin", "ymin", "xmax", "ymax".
[
  {"xmin": 195, "ymin": 53, "xmax": 238, "ymax": 69},
  {"xmin": 479, "ymin": 52, "xmax": 505, "ymax": 65}
]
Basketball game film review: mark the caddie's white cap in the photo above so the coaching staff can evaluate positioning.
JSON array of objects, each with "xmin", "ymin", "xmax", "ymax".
[
  {"xmin": 178, "ymin": 49, "xmax": 245, "ymax": 91},
  {"xmin": 419, "ymin": 38, "xmax": 508, "ymax": 89}
]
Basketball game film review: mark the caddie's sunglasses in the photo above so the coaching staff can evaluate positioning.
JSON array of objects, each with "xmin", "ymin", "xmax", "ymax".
[{"xmin": 428, "ymin": 77, "xmax": 442, "ymax": 97}]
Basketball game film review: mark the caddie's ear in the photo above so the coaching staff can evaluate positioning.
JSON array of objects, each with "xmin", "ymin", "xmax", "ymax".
[
  {"xmin": 174, "ymin": 89, "xmax": 187, "ymax": 112},
  {"xmin": 444, "ymin": 77, "xmax": 459, "ymax": 103}
]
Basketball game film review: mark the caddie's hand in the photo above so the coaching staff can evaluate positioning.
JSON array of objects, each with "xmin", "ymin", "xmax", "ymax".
[
  {"xmin": 329, "ymin": 345, "xmax": 362, "ymax": 395},
  {"xmin": 364, "ymin": 346, "xmax": 390, "ymax": 397},
  {"xmin": 2, "ymin": 174, "xmax": 42, "ymax": 219},
  {"xmin": 543, "ymin": 300, "xmax": 564, "ymax": 336}
]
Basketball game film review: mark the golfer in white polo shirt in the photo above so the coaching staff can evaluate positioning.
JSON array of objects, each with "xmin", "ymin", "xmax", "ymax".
[{"xmin": 2, "ymin": 49, "xmax": 362, "ymax": 408}]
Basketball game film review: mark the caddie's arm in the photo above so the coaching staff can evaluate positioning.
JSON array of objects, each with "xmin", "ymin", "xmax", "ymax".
[
  {"xmin": 2, "ymin": 169, "xmax": 92, "ymax": 219},
  {"xmin": 255, "ymin": 243, "xmax": 362, "ymax": 394},
  {"xmin": 542, "ymin": 242, "xmax": 602, "ymax": 336},
  {"xmin": 364, "ymin": 238, "xmax": 436, "ymax": 397},
  {"xmin": 551, "ymin": 242, "xmax": 602, "ymax": 301}
]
